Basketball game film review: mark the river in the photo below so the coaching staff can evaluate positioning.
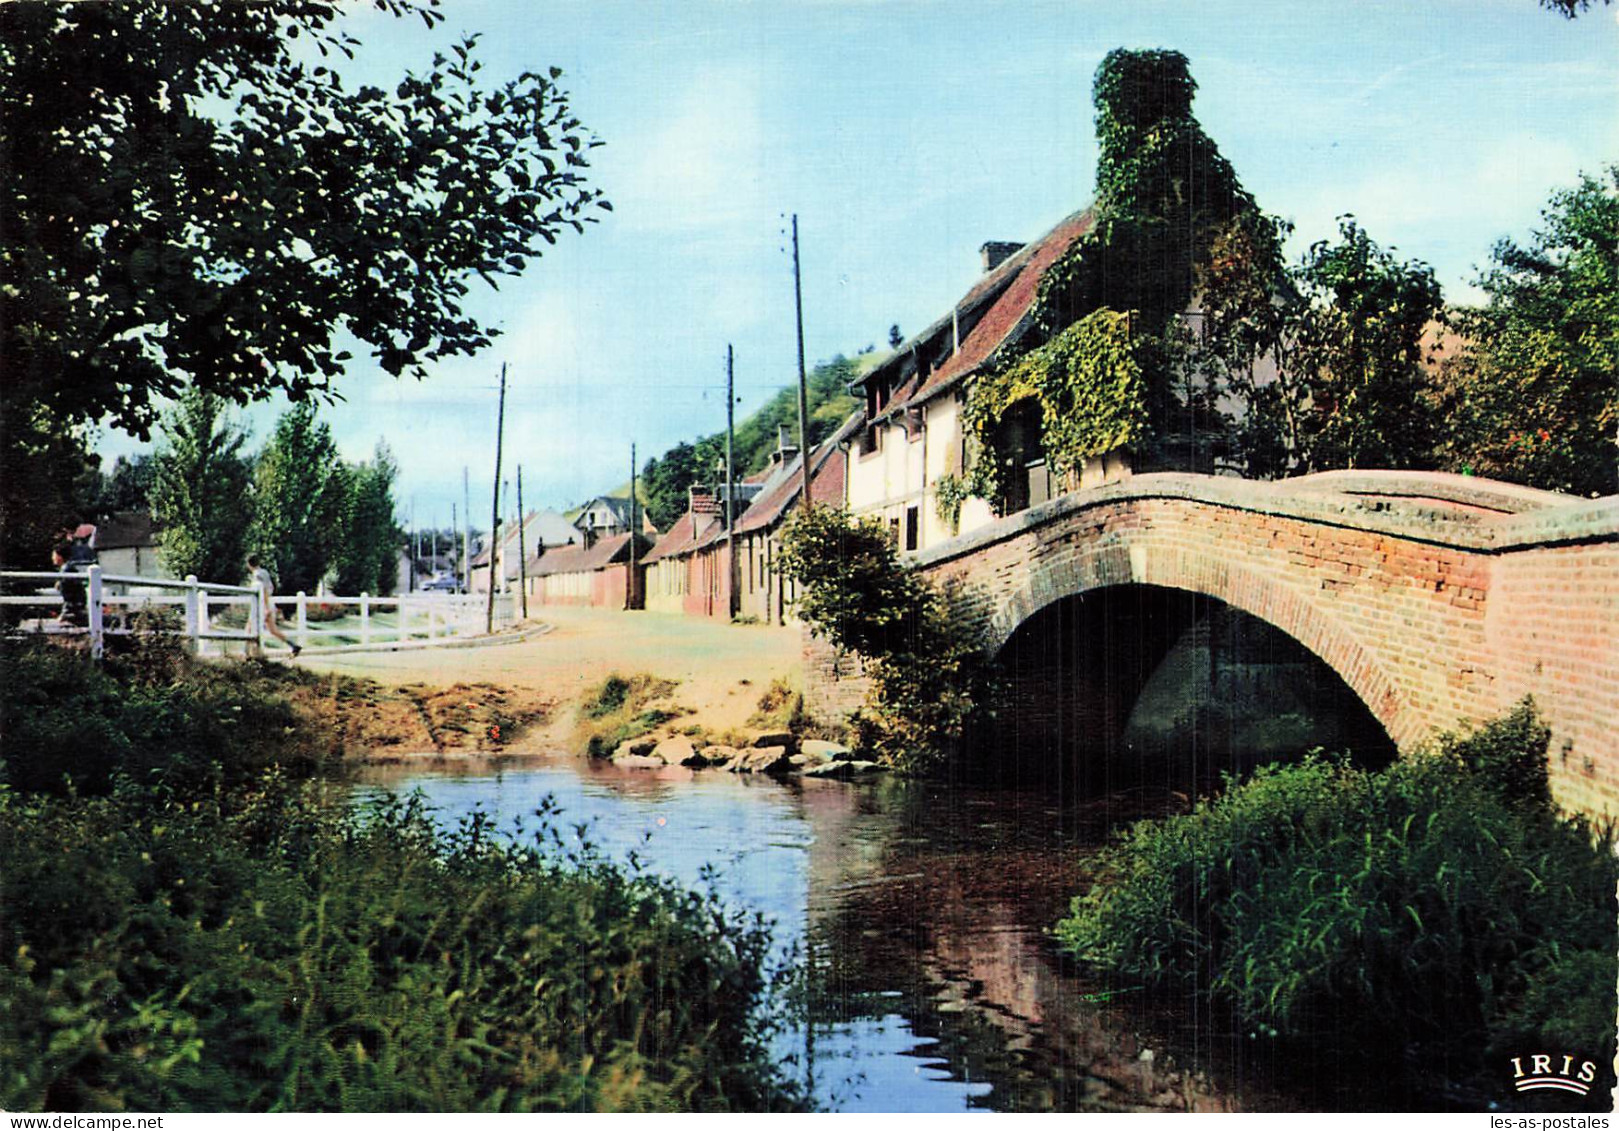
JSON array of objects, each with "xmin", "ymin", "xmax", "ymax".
[{"xmin": 353, "ymin": 755, "xmax": 1307, "ymax": 1113}]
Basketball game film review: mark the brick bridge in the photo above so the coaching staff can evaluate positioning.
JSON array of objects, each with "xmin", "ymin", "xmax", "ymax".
[{"xmin": 805, "ymin": 471, "xmax": 1619, "ymax": 816}]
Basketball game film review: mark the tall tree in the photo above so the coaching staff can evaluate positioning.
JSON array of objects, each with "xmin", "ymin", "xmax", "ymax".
[
  {"xmin": 1435, "ymin": 167, "xmax": 1618, "ymax": 497},
  {"xmin": 150, "ymin": 390, "xmax": 255, "ymax": 583},
  {"xmin": 1275, "ymin": 218, "xmax": 1444, "ymax": 473},
  {"xmin": 0, "ymin": 0, "xmax": 606, "ymax": 439},
  {"xmin": 0, "ymin": 412, "xmax": 101, "ymax": 569},
  {"xmin": 641, "ymin": 442, "xmax": 710, "ymax": 532},
  {"xmin": 251, "ymin": 404, "xmax": 348, "ymax": 595},
  {"xmin": 333, "ymin": 443, "xmax": 402, "ymax": 596},
  {"xmin": 96, "ymin": 455, "xmax": 159, "ymax": 516}
]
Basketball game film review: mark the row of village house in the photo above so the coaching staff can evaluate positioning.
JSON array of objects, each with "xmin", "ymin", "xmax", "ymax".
[
  {"xmin": 474, "ymin": 203, "xmax": 1159, "ymax": 626},
  {"xmin": 94, "ymin": 203, "xmax": 1157, "ymax": 624}
]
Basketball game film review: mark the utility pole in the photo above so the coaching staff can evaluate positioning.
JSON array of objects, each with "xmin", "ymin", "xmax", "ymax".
[
  {"xmin": 793, "ymin": 213, "xmax": 812, "ymax": 512},
  {"xmin": 485, "ymin": 363, "xmax": 506, "ymax": 635},
  {"xmin": 409, "ymin": 497, "xmax": 416, "ymax": 592},
  {"xmin": 516, "ymin": 465, "xmax": 529, "ymax": 620},
  {"xmin": 626, "ymin": 443, "xmax": 638, "ymax": 611},
  {"xmin": 462, "ymin": 467, "xmax": 471, "ymax": 594},
  {"xmin": 451, "ymin": 502, "xmax": 457, "ymax": 587},
  {"xmin": 725, "ymin": 343, "xmax": 739, "ymax": 619}
]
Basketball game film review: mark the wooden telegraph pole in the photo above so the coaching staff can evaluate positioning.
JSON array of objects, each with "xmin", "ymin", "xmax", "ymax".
[
  {"xmin": 725, "ymin": 344, "xmax": 739, "ymax": 619},
  {"xmin": 516, "ymin": 465, "xmax": 529, "ymax": 620},
  {"xmin": 792, "ymin": 214, "xmax": 812, "ymax": 512},
  {"xmin": 461, "ymin": 467, "xmax": 471, "ymax": 593},
  {"xmin": 485, "ymin": 364, "xmax": 506, "ymax": 635},
  {"xmin": 626, "ymin": 443, "xmax": 638, "ymax": 611}
]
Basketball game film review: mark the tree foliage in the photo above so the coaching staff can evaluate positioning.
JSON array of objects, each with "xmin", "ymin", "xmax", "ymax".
[
  {"xmin": 333, "ymin": 443, "xmax": 402, "ymax": 597},
  {"xmin": 963, "ymin": 310, "xmax": 1148, "ymax": 502},
  {"xmin": 1434, "ymin": 167, "xmax": 1618, "ymax": 496},
  {"xmin": 0, "ymin": 0, "xmax": 607, "ymax": 438},
  {"xmin": 965, "ymin": 50, "xmax": 1277, "ymax": 496},
  {"xmin": 776, "ymin": 506, "xmax": 987, "ymax": 773},
  {"xmin": 1270, "ymin": 217, "xmax": 1445, "ymax": 473},
  {"xmin": 640, "ymin": 440, "xmax": 722, "ymax": 532},
  {"xmin": 150, "ymin": 389, "xmax": 255, "ymax": 584},
  {"xmin": 95, "ymin": 455, "xmax": 159, "ymax": 517},
  {"xmin": 0, "ymin": 412, "xmax": 101, "ymax": 570},
  {"xmin": 639, "ymin": 356, "xmax": 861, "ymax": 528},
  {"xmin": 250, "ymin": 404, "xmax": 348, "ymax": 595}
]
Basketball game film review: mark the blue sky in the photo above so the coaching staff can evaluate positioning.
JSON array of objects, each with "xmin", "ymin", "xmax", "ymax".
[{"xmin": 93, "ymin": 0, "xmax": 1619, "ymax": 529}]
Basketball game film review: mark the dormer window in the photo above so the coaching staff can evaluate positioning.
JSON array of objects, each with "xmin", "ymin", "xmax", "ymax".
[{"xmin": 866, "ymin": 373, "xmax": 892, "ymax": 416}]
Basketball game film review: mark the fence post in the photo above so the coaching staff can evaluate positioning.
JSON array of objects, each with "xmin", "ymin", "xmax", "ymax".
[
  {"xmin": 198, "ymin": 587, "xmax": 211, "ymax": 657},
  {"xmin": 87, "ymin": 565, "xmax": 104, "ymax": 660},
  {"xmin": 360, "ymin": 593, "xmax": 370, "ymax": 647},
  {"xmin": 184, "ymin": 575, "xmax": 199, "ymax": 654},
  {"xmin": 296, "ymin": 591, "xmax": 308, "ymax": 651},
  {"xmin": 250, "ymin": 587, "xmax": 263, "ymax": 658}
]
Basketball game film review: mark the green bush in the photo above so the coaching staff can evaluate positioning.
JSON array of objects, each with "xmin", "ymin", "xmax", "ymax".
[
  {"xmin": 0, "ymin": 639, "xmax": 323, "ymax": 797},
  {"xmin": 576, "ymin": 673, "xmax": 680, "ymax": 757},
  {"xmin": 1056, "ymin": 702, "xmax": 1617, "ymax": 1105},
  {"xmin": 0, "ymin": 779, "xmax": 803, "ymax": 1112},
  {"xmin": 776, "ymin": 507, "xmax": 990, "ymax": 773}
]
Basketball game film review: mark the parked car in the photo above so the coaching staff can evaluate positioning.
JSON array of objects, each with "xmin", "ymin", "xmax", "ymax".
[{"xmin": 423, "ymin": 575, "xmax": 460, "ymax": 593}]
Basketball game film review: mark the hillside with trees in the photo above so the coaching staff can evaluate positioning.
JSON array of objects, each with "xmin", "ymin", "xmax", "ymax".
[{"xmin": 638, "ymin": 353, "xmax": 867, "ymax": 530}]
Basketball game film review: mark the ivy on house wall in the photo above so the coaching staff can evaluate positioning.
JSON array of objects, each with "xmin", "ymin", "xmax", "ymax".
[
  {"xmin": 962, "ymin": 310, "xmax": 1148, "ymax": 504},
  {"xmin": 957, "ymin": 49, "xmax": 1281, "ymax": 511}
]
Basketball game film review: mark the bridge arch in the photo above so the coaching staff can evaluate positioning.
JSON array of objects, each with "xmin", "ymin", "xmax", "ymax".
[{"xmin": 979, "ymin": 535, "xmax": 1419, "ymax": 753}]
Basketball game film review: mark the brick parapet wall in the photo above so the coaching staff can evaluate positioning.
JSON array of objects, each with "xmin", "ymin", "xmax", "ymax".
[{"xmin": 802, "ymin": 475, "xmax": 1618, "ymax": 816}]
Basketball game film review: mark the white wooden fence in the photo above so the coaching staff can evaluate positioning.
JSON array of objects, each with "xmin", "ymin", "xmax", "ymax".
[{"xmin": 1, "ymin": 566, "xmax": 515, "ymax": 659}]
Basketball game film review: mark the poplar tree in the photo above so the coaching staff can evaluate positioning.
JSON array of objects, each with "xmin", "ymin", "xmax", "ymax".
[
  {"xmin": 150, "ymin": 390, "xmax": 255, "ymax": 584},
  {"xmin": 250, "ymin": 404, "xmax": 348, "ymax": 596}
]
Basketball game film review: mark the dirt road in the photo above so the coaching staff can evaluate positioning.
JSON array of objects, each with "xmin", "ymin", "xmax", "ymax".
[{"xmin": 295, "ymin": 606, "xmax": 805, "ymax": 753}]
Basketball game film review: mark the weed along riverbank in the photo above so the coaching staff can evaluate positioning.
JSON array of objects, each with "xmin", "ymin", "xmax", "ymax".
[
  {"xmin": 7, "ymin": 606, "xmax": 1612, "ymax": 1113},
  {"xmin": 0, "ymin": 637, "xmax": 805, "ymax": 1112}
]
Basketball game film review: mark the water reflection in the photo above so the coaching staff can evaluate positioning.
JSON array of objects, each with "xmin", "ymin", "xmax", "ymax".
[{"xmin": 352, "ymin": 756, "xmax": 1291, "ymax": 1112}]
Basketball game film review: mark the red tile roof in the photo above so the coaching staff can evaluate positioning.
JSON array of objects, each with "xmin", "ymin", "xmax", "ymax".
[
  {"xmin": 643, "ymin": 511, "xmax": 698, "ymax": 563},
  {"xmin": 735, "ymin": 414, "xmax": 862, "ymax": 535},
  {"xmin": 529, "ymin": 531, "xmax": 648, "ymax": 576},
  {"xmin": 902, "ymin": 208, "xmax": 1093, "ymax": 409},
  {"xmin": 853, "ymin": 208, "xmax": 1093, "ymax": 422}
]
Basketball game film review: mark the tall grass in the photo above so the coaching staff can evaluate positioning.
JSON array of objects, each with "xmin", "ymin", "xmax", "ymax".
[
  {"xmin": 1056, "ymin": 702, "xmax": 1617, "ymax": 1107},
  {"xmin": 0, "ymin": 639, "xmax": 325, "ymax": 796},
  {"xmin": 0, "ymin": 642, "xmax": 803, "ymax": 1111}
]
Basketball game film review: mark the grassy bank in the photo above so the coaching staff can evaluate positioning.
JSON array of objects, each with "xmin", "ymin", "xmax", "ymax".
[
  {"xmin": 0, "ymin": 642, "xmax": 802, "ymax": 1111},
  {"xmin": 1056, "ymin": 703, "xmax": 1617, "ymax": 1109}
]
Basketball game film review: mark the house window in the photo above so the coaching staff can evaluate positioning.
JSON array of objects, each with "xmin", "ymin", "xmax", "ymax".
[
  {"xmin": 860, "ymin": 420, "xmax": 882, "ymax": 458},
  {"xmin": 887, "ymin": 516, "xmax": 901, "ymax": 546},
  {"xmin": 905, "ymin": 409, "xmax": 924, "ymax": 442},
  {"xmin": 904, "ymin": 505, "xmax": 919, "ymax": 551}
]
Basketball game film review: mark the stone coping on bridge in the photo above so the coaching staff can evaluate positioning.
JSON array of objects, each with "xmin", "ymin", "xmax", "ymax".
[
  {"xmin": 1284, "ymin": 469, "xmax": 1578, "ymax": 514},
  {"xmin": 913, "ymin": 472, "xmax": 1619, "ymax": 570}
]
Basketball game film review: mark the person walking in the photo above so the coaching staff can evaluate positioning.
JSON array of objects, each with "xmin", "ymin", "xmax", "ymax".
[
  {"xmin": 247, "ymin": 554, "xmax": 300, "ymax": 657},
  {"xmin": 52, "ymin": 542, "xmax": 87, "ymax": 627}
]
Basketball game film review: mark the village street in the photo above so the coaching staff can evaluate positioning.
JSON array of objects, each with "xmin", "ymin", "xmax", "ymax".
[{"xmin": 296, "ymin": 606, "xmax": 805, "ymax": 753}]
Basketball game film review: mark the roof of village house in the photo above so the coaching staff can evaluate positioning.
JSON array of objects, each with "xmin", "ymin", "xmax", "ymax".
[
  {"xmin": 639, "ymin": 416, "xmax": 860, "ymax": 562},
  {"xmin": 95, "ymin": 511, "xmax": 158, "ymax": 550},
  {"xmin": 528, "ymin": 530, "xmax": 651, "ymax": 576},
  {"xmin": 642, "ymin": 510, "xmax": 699, "ymax": 563},
  {"xmin": 470, "ymin": 510, "xmax": 580, "ymax": 568},
  {"xmin": 572, "ymin": 494, "xmax": 657, "ymax": 534},
  {"xmin": 856, "ymin": 207, "xmax": 1094, "ymax": 418},
  {"xmin": 733, "ymin": 413, "xmax": 862, "ymax": 535}
]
